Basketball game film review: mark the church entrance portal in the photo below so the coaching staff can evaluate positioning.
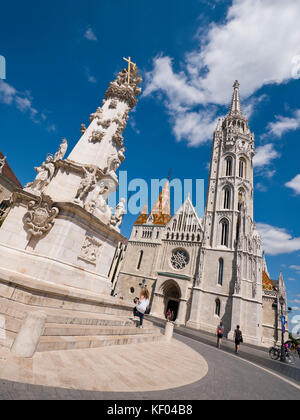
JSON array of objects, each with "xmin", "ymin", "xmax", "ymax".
[
  {"xmin": 166, "ymin": 299, "xmax": 179, "ymax": 321},
  {"xmin": 161, "ymin": 280, "xmax": 181, "ymax": 322}
]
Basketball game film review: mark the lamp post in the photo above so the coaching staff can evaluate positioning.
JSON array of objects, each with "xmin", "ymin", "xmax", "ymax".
[{"xmin": 279, "ymin": 295, "xmax": 286, "ymax": 362}]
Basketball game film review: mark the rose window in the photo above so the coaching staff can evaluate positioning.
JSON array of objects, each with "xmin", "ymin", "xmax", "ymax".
[{"xmin": 171, "ymin": 249, "xmax": 189, "ymax": 270}]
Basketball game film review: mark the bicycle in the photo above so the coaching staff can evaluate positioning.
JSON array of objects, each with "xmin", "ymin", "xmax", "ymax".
[{"xmin": 269, "ymin": 345, "xmax": 295, "ymax": 364}]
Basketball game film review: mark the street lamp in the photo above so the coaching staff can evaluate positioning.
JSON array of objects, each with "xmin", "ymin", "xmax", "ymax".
[{"xmin": 279, "ymin": 295, "xmax": 286, "ymax": 362}]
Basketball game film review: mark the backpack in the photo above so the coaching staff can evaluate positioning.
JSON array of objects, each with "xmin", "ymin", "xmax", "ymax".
[
  {"xmin": 217, "ymin": 327, "xmax": 223, "ymax": 335},
  {"xmin": 236, "ymin": 329, "xmax": 242, "ymax": 341}
]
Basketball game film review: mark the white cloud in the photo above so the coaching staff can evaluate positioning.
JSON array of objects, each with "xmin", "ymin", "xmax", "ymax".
[
  {"xmin": 0, "ymin": 80, "xmax": 52, "ymax": 126},
  {"xmin": 253, "ymin": 144, "xmax": 280, "ymax": 168},
  {"xmin": 144, "ymin": 0, "xmax": 300, "ymax": 145},
  {"xmin": 290, "ymin": 265, "xmax": 300, "ymax": 270},
  {"xmin": 0, "ymin": 80, "xmax": 16, "ymax": 104},
  {"xmin": 266, "ymin": 109, "xmax": 300, "ymax": 137},
  {"xmin": 257, "ymin": 223, "xmax": 300, "ymax": 255},
  {"xmin": 285, "ymin": 174, "xmax": 300, "ymax": 195},
  {"xmin": 85, "ymin": 27, "xmax": 98, "ymax": 41}
]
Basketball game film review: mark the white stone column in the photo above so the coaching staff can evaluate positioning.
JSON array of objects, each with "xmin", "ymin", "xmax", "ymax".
[
  {"xmin": 186, "ymin": 288, "xmax": 202, "ymax": 329},
  {"xmin": 175, "ymin": 299, "xmax": 187, "ymax": 326},
  {"xmin": 164, "ymin": 321, "xmax": 174, "ymax": 341},
  {"xmin": 11, "ymin": 311, "xmax": 47, "ymax": 358},
  {"xmin": 150, "ymin": 292, "xmax": 165, "ymax": 319}
]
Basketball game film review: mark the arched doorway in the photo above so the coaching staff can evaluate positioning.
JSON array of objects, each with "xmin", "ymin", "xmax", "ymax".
[{"xmin": 161, "ymin": 280, "xmax": 181, "ymax": 321}]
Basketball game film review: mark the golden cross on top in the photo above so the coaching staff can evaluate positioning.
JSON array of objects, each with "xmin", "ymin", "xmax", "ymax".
[{"xmin": 123, "ymin": 56, "xmax": 136, "ymax": 84}]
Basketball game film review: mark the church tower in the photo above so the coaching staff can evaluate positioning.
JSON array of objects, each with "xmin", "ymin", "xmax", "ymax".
[{"xmin": 188, "ymin": 81, "xmax": 264, "ymax": 345}]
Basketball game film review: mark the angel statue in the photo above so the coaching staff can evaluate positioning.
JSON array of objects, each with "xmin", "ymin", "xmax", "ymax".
[
  {"xmin": 24, "ymin": 155, "xmax": 56, "ymax": 195},
  {"xmin": 54, "ymin": 138, "xmax": 68, "ymax": 161}
]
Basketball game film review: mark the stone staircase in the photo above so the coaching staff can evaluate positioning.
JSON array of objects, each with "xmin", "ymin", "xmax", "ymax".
[
  {"xmin": 0, "ymin": 273, "xmax": 164, "ymax": 355},
  {"xmin": 37, "ymin": 310, "xmax": 163, "ymax": 352}
]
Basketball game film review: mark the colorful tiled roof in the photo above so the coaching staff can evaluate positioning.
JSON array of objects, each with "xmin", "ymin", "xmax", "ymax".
[
  {"xmin": 148, "ymin": 180, "xmax": 171, "ymax": 226},
  {"xmin": 262, "ymin": 270, "xmax": 276, "ymax": 291},
  {"xmin": 134, "ymin": 203, "xmax": 148, "ymax": 225}
]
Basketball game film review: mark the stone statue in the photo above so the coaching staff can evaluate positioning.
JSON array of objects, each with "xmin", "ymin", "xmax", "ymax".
[
  {"xmin": 0, "ymin": 156, "xmax": 6, "ymax": 174},
  {"xmin": 110, "ymin": 198, "xmax": 126, "ymax": 229},
  {"xmin": 74, "ymin": 166, "xmax": 97, "ymax": 205},
  {"xmin": 105, "ymin": 153, "xmax": 121, "ymax": 179},
  {"xmin": 24, "ymin": 155, "xmax": 55, "ymax": 195},
  {"xmin": 80, "ymin": 124, "xmax": 86, "ymax": 135},
  {"xmin": 85, "ymin": 180, "xmax": 109, "ymax": 214},
  {"xmin": 54, "ymin": 138, "xmax": 68, "ymax": 161}
]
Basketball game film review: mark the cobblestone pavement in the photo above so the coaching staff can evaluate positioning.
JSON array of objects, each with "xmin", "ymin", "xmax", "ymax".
[{"xmin": 0, "ymin": 332, "xmax": 299, "ymax": 400}]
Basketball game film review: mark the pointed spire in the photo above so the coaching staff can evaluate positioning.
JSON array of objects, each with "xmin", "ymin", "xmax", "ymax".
[
  {"xmin": 134, "ymin": 203, "xmax": 148, "ymax": 225},
  {"xmin": 215, "ymin": 118, "xmax": 222, "ymax": 131},
  {"xmin": 148, "ymin": 180, "xmax": 171, "ymax": 226},
  {"xmin": 229, "ymin": 80, "xmax": 242, "ymax": 116}
]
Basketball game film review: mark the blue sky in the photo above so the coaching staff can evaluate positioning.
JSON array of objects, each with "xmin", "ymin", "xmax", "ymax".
[{"xmin": 0, "ymin": 0, "xmax": 299, "ymax": 321}]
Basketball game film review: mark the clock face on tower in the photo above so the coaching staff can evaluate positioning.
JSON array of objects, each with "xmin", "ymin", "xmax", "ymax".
[{"xmin": 170, "ymin": 249, "xmax": 189, "ymax": 270}]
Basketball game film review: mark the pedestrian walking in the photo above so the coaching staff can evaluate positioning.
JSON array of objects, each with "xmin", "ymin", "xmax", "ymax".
[
  {"xmin": 132, "ymin": 288, "xmax": 150, "ymax": 328},
  {"xmin": 234, "ymin": 325, "xmax": 243, "ymax": 354},
  {"xmin": 216, "ymin": 321, "xmax": 224, "ymax": 349}
]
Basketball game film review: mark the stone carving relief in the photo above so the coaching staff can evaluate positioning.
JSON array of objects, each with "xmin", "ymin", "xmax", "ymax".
[
  {"xmin": 104, "ymin": 67, "xmax": 142, "ymax": 109},
  {"xmin": 109, "ymin": 99, "xmax": 117, "ymax": 109},
  {"xmin": 89, "ymin": 107, "xmax": 102, "ymax": 123},
  {"xmin": 89, "ymin": 130, "xmax": 105, "ymax": 143},
  {"xmin": 85, "ymin": 180, "xmax": 112, "ymax": 223},
  {"xmin": 24, "ymin": 197, "xmax": 59, "ymax": 237},
  {"xmin": 78, "ymin": 235, "xmax": 102, "ymax": 265}
]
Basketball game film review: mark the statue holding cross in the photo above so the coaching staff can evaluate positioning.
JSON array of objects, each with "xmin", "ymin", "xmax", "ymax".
[{"xmin": 122, "ymin": 56, "xmax": 137, "ymax": 84}]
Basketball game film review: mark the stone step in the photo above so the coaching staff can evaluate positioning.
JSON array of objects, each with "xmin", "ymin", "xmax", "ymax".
[
  {"xmin": 37, "ymin": 333, "xmax": 164, "ymax": 352},
  {"xmin": 0, "ymin": 294, "xmax": 140, "ymax": 324},
  {"xmin": 43, "ymin": 323, "xmax": 159, "ymax": 337}
]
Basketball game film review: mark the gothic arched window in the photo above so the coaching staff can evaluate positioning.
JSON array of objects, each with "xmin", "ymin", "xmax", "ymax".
[
  {"xmin": 225, "ymin": 156, "xmax": 233, "ymax": 176},
  {"xmin": 238, "ymin": 188, "xmax": 245, "ymax": 211},
  {"xmin": 223, "ymin": 188, "xmax": 231, "ymax": 209},
  {"xmin": 215, "ymin": 299, "xmax": 221, "ymax": 317},
  {"xmin": 239, "ymin": 158, "xmax": 246, "ymax": 178},
  {"xmin": 220, "ymin": 219, "xmax": 229, "ymax": 247},
  {"xmin": 137, "ymin": 250, "xmax": 144, "ymax": 270},
  {"xmin": 218, "ymin": 258, "xmax": 224, "ymax": 285}
]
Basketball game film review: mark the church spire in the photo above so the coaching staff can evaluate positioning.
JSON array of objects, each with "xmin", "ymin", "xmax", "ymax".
[
  {"xmin": 134, "ymin": 203, "xmax": 148, "ymax": 225},
  {"xmin": 229, "ymin": 80, "xmax": 242, "ymax": 116},
  {"xmin": 148, "ymin": 180, "xmax": 171, "ymax": 226}
]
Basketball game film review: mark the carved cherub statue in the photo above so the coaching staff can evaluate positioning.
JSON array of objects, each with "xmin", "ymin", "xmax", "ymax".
[
  {"xmin": 74, "ymin": 166, "xmax": 97, "ymax": 204},
  {"xmin": 24, "ymin": 155, "xmax": 55, "ymax": 194},
  {"xmin": 54, "ymin": 138, "xmax": 68, "ymax": 161},
  {"xmin": 110, "ymin": 198, "xmax": 126, "ymax": 229}
]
